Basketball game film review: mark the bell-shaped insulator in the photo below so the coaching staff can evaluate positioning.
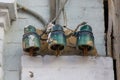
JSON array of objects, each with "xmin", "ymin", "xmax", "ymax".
[
  {"xmin": 22, "ymin": 25, "xmax": 40, "ymax": 56},
  {"xmin": 48, "ymin": 24, "xmax": 66, "ymax": 56},
  {"xmin": 76, "ymin": 25, "xmax": 94, "ymax": 52}
]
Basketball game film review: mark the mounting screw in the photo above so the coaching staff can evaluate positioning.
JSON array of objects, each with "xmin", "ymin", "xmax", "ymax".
[{"xmin": 29, "ymin": 71, "xmax": 34, "ymax": 78}]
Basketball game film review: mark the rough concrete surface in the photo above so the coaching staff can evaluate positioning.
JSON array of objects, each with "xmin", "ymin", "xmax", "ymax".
[{"xmin": 22, "ymin": 56, "xmax": 114, "ymax": 80}]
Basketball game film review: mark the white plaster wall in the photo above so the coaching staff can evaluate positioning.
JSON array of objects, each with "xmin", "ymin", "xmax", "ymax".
[{"xmin": 3, "ymin": 0, "xmax": 109, "ymax": 80}]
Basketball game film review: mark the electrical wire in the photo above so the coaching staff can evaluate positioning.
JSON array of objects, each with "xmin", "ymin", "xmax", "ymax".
[
  {"xmin": 17, "ymin": 3, "xmax": 47, "ymax": 28},
  {"xmin": 40, "ymin": 0, "xmax": 68, "ymax": 39},
  {"xmin": 49, "ymin": 0, "xmax": 56, "ymax": 21},
  {"xmin": 65, "ymin": 22, "xmax": 87, "ymax": 38},
  {"xmin": 62, "ymin": 2, "xmax": 67, "ymax": 27},
  {"xmin": 74, "ymin": 22, "xmax": 87, "ymax": 32},
  {"xmin": 50, "ymin": 0, "xmax": 68, "ymax": 23},
  {"xmin": 17, "ymin": 1, "xmax": 68, "ymax": 41}
]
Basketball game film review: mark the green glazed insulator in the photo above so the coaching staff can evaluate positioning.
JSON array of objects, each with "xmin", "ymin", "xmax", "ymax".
[
  {"xmin": 80, "ymin": 25, "xmax": 92, "ymax": 32},
  {"xmin": 24, "ymin": 25, "xmax": 36, "ymax": 34},
  {"xmin": 22, "ymin": 25, "xmax": 40, "ymax": 53},
  {"xmin": 76, "ymin": 25, "xmax": 94, "ymax": 51},
  {"xmin": 48, "ymin": 24, "xmax": 66, "ymax": 51}
]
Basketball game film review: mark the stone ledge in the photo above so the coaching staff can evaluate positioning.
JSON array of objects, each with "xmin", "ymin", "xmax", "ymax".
[
  {"xmin": 22, "ymin": 55, "xmax": 113, "ymax": 68},
  {"xmin": 22, "ymin": 55, "xmax": 114, "ymax": 80}
]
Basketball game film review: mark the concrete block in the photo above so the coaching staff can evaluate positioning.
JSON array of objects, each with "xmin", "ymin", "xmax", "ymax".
[
  {"xmin": 0, "ymin": 0, "xmax": 17, "ymax": 20},
  {"xmin": 0, "ymin": 9, "xmax": 10, "ymax": 31},
  {"xmin": 21, "ymin": 56, "xmax": 114, "ymax": 80}
]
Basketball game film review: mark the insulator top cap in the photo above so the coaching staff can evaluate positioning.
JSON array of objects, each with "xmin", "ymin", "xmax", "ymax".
[
  {"xmin": 24, "ymin": 25, "xmax": 36, "ymax": 33},
  {"xmin": 80, "ymin": 25, "xmax": 92, "ymax": 32},
  {"xmin": 51, "ymin": 24, "xmax": 63, "ymax": 31}
]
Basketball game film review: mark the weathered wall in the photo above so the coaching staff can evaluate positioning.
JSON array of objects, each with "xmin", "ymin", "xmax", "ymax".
[{"xmin": 3, "ymin": 0, "xmax": 107, "ymax": 80}]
